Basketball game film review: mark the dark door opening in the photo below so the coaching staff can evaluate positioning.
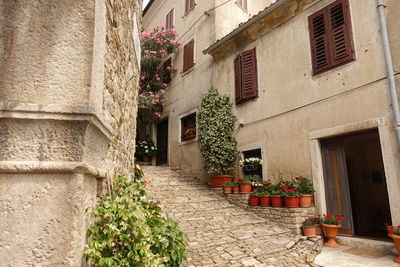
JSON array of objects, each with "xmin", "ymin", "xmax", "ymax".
[
  {"xmin": 321, "ymin": 129, "xmax": 392, "ymax": 239},
  {"xmin": 156, "ymin": 119, "xmax": 168, "ymax": 166}
]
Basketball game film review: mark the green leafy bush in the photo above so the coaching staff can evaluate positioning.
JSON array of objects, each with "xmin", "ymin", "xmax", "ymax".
[
  {"xmin": 83, "ymin": 166, "xmax": 187, "ymax": 266},
  {"xmin": 197, "ymin": 88, "xmax": 238, "ymax": 175}
]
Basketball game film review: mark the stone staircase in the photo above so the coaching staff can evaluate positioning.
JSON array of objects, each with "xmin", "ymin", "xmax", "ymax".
[{"xmin": 142, "ymin": 166, "xmax": 323, "ymax": 267}]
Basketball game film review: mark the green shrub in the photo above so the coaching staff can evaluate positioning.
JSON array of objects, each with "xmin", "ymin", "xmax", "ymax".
[
  {"xmin": 83, "ymin": 166, "xmax": 187, "ymax": 266},
  {"xmin": 197, "ymin": 88, "xmax": 238, "ymax": 175}
]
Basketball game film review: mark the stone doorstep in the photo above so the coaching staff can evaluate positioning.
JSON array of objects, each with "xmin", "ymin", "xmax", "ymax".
[{"xmin": 336, "ymin": 236, "xmax": 396, "ymax": 255}]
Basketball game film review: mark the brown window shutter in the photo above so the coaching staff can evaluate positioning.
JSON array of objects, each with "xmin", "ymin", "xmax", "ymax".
[
  {"xmin": 241, "ymin": 48, "xmax": 258, "ymax": 99},
  {"xmin": 234, "ymin": 55, "xmax": 242, "ymax": 104},
  {"xmin": 166, "ymin": 12, "xmax": 170, "ymax": 28},
  {"xmin": 327, "ymin": 0, "xmax": 355, "ymax": 66},
  {"xmin": 185, "ymin": 0, "xmax": 190, "ymax": 14},
  {"xmin": 183, "ymin": 39, "xmax": 194, "ymax": 72},
  {"xmin": 309, "ymin": 9, "xmax": 331, "ymax": 74},
  {"xmin": 170, "ymin": 8, "xmax": 174, "ymax": 28}
]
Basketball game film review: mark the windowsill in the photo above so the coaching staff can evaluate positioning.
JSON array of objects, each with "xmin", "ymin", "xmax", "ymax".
[
  {"xmin": 235, "ymin": 96, "xmax": 258, "ymax": 106},
  {"xmin": 179, "ymin": 136, "xmax": 198, "ymax": 146},
  {"xmin": 312, "ymin": 58, "xmax": 356, "ymax": 77},
  {"xmin": 181, "ymin": 65, "xmax": 195, "ymax": 77}
]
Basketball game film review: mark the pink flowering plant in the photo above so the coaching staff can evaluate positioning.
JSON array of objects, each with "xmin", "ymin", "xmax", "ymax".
[{"xmin": 139, "ymin": 26, "xmax": 180, "ymax": 119}]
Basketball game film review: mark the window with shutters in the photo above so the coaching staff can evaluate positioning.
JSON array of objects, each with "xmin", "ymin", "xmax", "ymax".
[
  {"xmin": 180, "ymin": 113, "xmax": 196, "ymax": 141},
  {"xmin": 237, "ymin": 0, "xmax": 247, "ymax": 12},
  {"xmin": 183, "ymin": 39, "xmax": 195, "ymax": 73},
  {"xmin": 166, "ymin": 8, "xmax": 174, "ymax": 29},
  {"xmin": 185, "ymin": 0, "xmax": 195, "ymax": 15},
  {"xmin": 234, "ymin": 48, "xmax": 258, "ymax": 105},
  {"xmin": 162, "ymin": 58, "xmax": 172, "ymax": 84},
  {"xmin": 308, "ymin": 0, "xmax": 355, "ymax": 75}
]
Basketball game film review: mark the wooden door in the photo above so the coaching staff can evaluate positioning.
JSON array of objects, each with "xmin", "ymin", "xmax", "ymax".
[
  {"xmin": 156, "ymin": 119, "xmax": 168, "ymax": 166},
  {"xmin": 321, "ymin": 139, "xmax": 354, "ymax": 235}
]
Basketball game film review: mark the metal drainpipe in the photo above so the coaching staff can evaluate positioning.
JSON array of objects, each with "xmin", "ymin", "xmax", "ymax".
[{"xmin": 376, "ymin": 0, "xmax": 400, "ymax": 149}]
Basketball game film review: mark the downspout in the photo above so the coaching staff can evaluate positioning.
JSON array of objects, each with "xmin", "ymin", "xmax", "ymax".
[{"xmin": 376, "ymin": 0, "xmax": 400, "ymax": 149}]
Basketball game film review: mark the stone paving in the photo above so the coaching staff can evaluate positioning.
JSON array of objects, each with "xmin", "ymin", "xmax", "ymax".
[{"xmin": 143, "ymin": 166, "xmax": 322, "ymax": 267}]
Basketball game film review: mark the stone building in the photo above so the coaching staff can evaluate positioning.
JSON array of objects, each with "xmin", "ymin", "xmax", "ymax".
[
  {"xmin": 204, "ymin": 0, "xmax": 400, "ymax": 243},
  {"xmin": 143, "ymin": 0, "xmax": 274, "ymax": 176},
  {"xmin": 0, "ymin": 0, "xmax": 141, "ymax": 265}
]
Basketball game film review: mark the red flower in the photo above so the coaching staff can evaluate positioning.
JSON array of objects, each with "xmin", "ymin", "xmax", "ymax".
[
  {"xmin": 143, "ymin": 181, "xmax": 149, "ymax": 184},
  {"xmin": 388, "ymin": 229, "xmax": 394, "ymax": 233},
  {"xmin": 336, "ymin": 220, "xmax": 340, "ymax": 223},
  {"xmin": 224, "ymin": 178, "xmax": 230, "ymax": 182},
  {"xmin": 327, "ymin": 216, "xmax": 332, "ymax": 221},
  {"xmin": 282, "ymin": 186, "xmax": 288, "ymax": 190},
  {"xmin": 238, "ymin": 178, "xmax": 243, "ymax": 182},
  {"xmin": 154, "ymin": 202, "xmax": 158, "ymax": 206},
  {"xmin": 328, "ymin": 212, "xmax": 334, "ymax": 216}
]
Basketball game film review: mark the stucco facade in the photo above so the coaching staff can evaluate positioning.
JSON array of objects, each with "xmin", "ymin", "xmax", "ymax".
[
  {"xmin": 143, "ymin": 0, "xmax": 274, "ymax": 180},
  {"xmin": 0, "ymin": 0, "xmax": 141, "ymax": 265},
  {"xmin": 206, "ymin": 0, "xmax": 400, "ymax": 228}
]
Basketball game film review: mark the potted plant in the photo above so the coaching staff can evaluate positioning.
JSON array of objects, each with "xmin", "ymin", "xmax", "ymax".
[
  {"xmin": 248, "ymin": 191, "xmax": 260, "ymax": 206},
  {"xmin": 386, "ymin": 224, "xmax": 400, "ymax": 263},
  {"xmin": 258, "ymin": 186, "xmax": 271, "ymax": 207},
  {"xmin": 222, "ymin": 180, "xmax": 233, "ymax": 194},
  {"xmin": 302, "ymin": 218, "xmax": 318, "ymax": 237},
  {"xmin": 250, "ymin": 175, "xmax": 263, "ymax": 192},
  {"xmin": 239, "ymin": 176, "xmax": 252, "ymax": 193},
  {"xmin": 315, "ymin": 215, "xmax": 324, "ymax": 236},
  {"xmin": 197, "ymin": 88, "xmax": 238, "ymax": 188},
  {"xmin": 240, "ymin": 157, "xmax": 263, "ymax": 172},
  {"xmin": 296, "ymin": 176, "xmax": 315, "ymax": 208},
  {"xmin": 232, "ymin": 180, "xmax": 240, "ymax": 194},
  {"xmin": 281, "ymin": 184, "xmax": 300, "ymax": 208},
  {"xmin": 135, "ymin": 140, "xmax": 158, "ymax": 162},
  {"xmin": 321, "ymin": 213, "xmax": 345, "ymax": 248}
]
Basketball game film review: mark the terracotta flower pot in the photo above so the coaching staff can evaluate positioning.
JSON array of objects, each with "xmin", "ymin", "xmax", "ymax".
[
  {"xmin": 232, "ymin": 186, "xmax": 240, "ymax": 194},
  {"xmin": 285, "ymin": 196, "xmax": 300, "ymax": 208},
  {"xmin": 302, "ymin": 225, "xmax": 317, "ymax": 237},
  {"xmin": 299, "ymin": 195, "xmax": 313, "ymax": 208},
  {"xmin": 143, "ymin": 156, "xmax": 151, "ymax": 162},
  {"xmin": 210, "ymin": 175, "xmax": 233, "ymax": 188},
  {"xmin": 322, "ymin": 223, "xmax": 341, "ymax": 248},
  {"xmin": 270, "ymin": 195, "xmax": 284, "ymax": 207},
  {"xmin": 248, "ymin": 195, "xmax": 259, "ymax": 206},
  {"xmin": 223, "ymin": 186, "xmax": 233, "ymax": 194},
  {"xmin": 389, "ymin": 234, "xmax": 400, "ymax": 264},
  {"xmin": 240, "ymin": 183, "xmax": 252, "ymax": 193},
  {"xmin": 259, "ymin": 195, "xmax": 271, "ymax": 207},
  {"xmin": 316, "ymin": 224, "xmax": 324, "ymax": 236}
]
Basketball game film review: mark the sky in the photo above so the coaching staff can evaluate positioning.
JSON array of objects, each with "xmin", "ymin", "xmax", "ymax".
[{"xmin": 143, "ymin": 0, "xmax": 150, "ymax": 10}]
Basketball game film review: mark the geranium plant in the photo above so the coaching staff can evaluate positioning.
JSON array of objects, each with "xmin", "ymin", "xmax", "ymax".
[
  {"xmin": 303, "ymin": 218, "xmax": 319, "ymax": 226},
  {"xmin": 296, "ymin": 176, "xmax": 315, "ymax": 195},
  {"xmin": 320, "ymin": 213, "xmax": 345, "ymax": 225},
  {"xmin": 197, "ymin": 88, "xmax": 238, "ymax": 175},
  {"xmin": 386, "ymin": 224, "xmax": 400, "ymax": 236},
  {"xmin": 280, "ymin": 185, "xmax": 300, "ymax": 197}
]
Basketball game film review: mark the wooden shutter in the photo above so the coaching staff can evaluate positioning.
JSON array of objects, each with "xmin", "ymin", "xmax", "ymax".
[
  {"xmin": 185, "ymin": 0, "xmax": 194, "ymax": 14},
  {"xmin": 183, "ymin": 39, "xmax": 194, "ymax": 72},
  {"xmin": 309, "ymin": 0, "xmax": 355, "ymax": 75},
  {"xmin": 166, "ymin": 11, "xmax": 170, "ymax": 29},
  {"xmin": 241, "ymin": 48, "xmax": 258, "ymax": 99},
  {"xmin": 234, "ymin": 55, "xmax": 242, "ymax": 104},
  {"xmin": 166, "ymin": 8, "xmax": 174, "ymax": 29},
  {"xmin": 328, "ymin": 0, "xmax": 355, "ymax": 66}
]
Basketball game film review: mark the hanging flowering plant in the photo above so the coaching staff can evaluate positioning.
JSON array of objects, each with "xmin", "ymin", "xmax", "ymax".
[{"xmin": 139, "ymin": 26, "xmax": 180, "ymax": 119}]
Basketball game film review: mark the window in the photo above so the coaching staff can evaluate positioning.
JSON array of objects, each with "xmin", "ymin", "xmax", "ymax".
[
  {"xmin": 234, "ymin": 48, "xmax": 258, "ymax": 105},
  {"xmin": 166, "ymin": 8, "xmax": 174, "ymax": 29},
  {"xmin": 308, "ymin": 0, "xmax": 355, "ymax": 75},
  {"xmin": 242, "ymin": 148, "xmax": 263, "ymax": 178},
  {"xmin": 181, "ymin": 113, "xmax": 196, "ymax": 141},
  {"xmin": 185, "ymin": 0, "xmax": 195, "ymax": 15},
  {"xmin": 183, "ymin": 39, "xmax": 195, "ymax": 72},
  {"xmin": 237, "ymin": 0, "xmax": 247, "ymax": 12},
  {"xmin": 162, "ymin": 58, "xmax": 172, "ymax": 84}
]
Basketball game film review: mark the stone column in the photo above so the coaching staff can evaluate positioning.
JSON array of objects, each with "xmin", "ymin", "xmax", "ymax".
[{"xmin": 0, "ymin": 0, "xmax": 141, "ymax": 265}]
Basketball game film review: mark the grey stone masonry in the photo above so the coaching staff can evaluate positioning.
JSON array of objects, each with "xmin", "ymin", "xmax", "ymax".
[
  {"xmin": 143, "ymin": 166, "xmax": 323, "ymax": 267},
  {"xmin": 212, "ymin": 190, "xmax": 316, "ymax": 235}
]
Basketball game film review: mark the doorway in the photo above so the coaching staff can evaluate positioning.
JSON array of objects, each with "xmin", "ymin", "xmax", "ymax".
[
  {"xmin": 156, "ymin": 119, "xmax": 169, "ymax": 166},
  {"xmin": 321, "ymin": 129, "xmax": 392, "ymax": 239}
]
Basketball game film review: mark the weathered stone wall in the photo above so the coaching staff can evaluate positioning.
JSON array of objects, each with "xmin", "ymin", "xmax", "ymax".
[{"xmin": 0, "ymin": 0, "xmax": 141, "ymax": 265}]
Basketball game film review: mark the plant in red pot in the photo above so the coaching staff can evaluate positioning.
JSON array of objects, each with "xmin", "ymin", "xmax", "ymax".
[
  {"xmin": 135, "ymin": 140, "xmax": 158, "ymax": 163},
  {"xmin": 281, "ymin": 183, "xmax": 300, "ymax": 208},
  {"xmin": 302, "ymin": 218, "xmax": 318, "ymax": 237},
  {"xmin": 239, "ymin": 176, "xmax": 252, "ymax": 193},
  {"xmin": 258, "ymin": 185, "xmax": 272, "ymax": 207},
  {"xmin": 248, "ymin": 191, "xmax": 260, "ymax": 206},
  {"xmin": 197, "ymin": 88, "xmax": 238, "ymax": 188},
  {"xmin": 232, "ymin": 180, "xmax": 240, "ymax": 194},
  {"xmin": 386, "ymin": 224, "xmax": 400, "ymax": 263},
  {"xmin": 296, "ymin": 176, "xmax": 315, "ymax": 208},
  {"xmin": 321, "ymin": 213, "xmax": 344, "ymax": 248},
  {"xmin": 222, "ymin": 180, "xmax": 233, "ymax": 194},
  {"xmin": 270, "ymin": 182, "xmax": 285, "ymax": 207}
]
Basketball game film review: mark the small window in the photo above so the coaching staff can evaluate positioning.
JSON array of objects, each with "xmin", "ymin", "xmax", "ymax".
[
  {"xmin": 185, "ymin": 0, "xmax": 195, "ymax": 15},
  {"xmin": 183, "ymin": 39, "xmax": 195, "ymax": 72},
  {"xmin": 308, "ymin": 0, "xmax": 355, "ymax": 75},
  {"xmin": 181, "ymin": 113, "xmax": 196, "ymax": 141},
  {"xmin": 162, "ymin": 58, "xmax": 172, "ymax": 84},
  {"xmin": 237, "ymin": 0, "xmax": 247, "ymax": 12},
  {"xmin": 242, "ymin": 148, "xmax": 263, "ymax": 178},
  {"xmin": 166, "ymin": 8, "xmax": 174, "ymax": 29},
  {"xmin": 234, "ymin": 47, "xmax": 258, "ymax": 105}
]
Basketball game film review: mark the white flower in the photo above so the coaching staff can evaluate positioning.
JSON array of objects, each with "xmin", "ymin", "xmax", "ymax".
[
  {"xmin": 145, "ymin": 146, "xmax": 148, "ymax": 149},
  {"xmin": 145, "ymin": 150, "xmax": 149, "ymax": 153}
]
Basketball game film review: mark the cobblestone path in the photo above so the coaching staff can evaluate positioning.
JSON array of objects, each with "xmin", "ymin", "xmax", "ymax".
[{"xmin": 143, "ymin": 166, "xmax": 321, "ymax": 267}]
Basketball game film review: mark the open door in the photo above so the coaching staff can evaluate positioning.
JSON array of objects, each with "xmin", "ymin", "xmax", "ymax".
[
  {"xmin": 321, "ymin": 139, "xmax": 354, "ymax": 235},
  {"xmin": 156, "ymin": 119, "xmax": 168, "ymax": 166}
]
